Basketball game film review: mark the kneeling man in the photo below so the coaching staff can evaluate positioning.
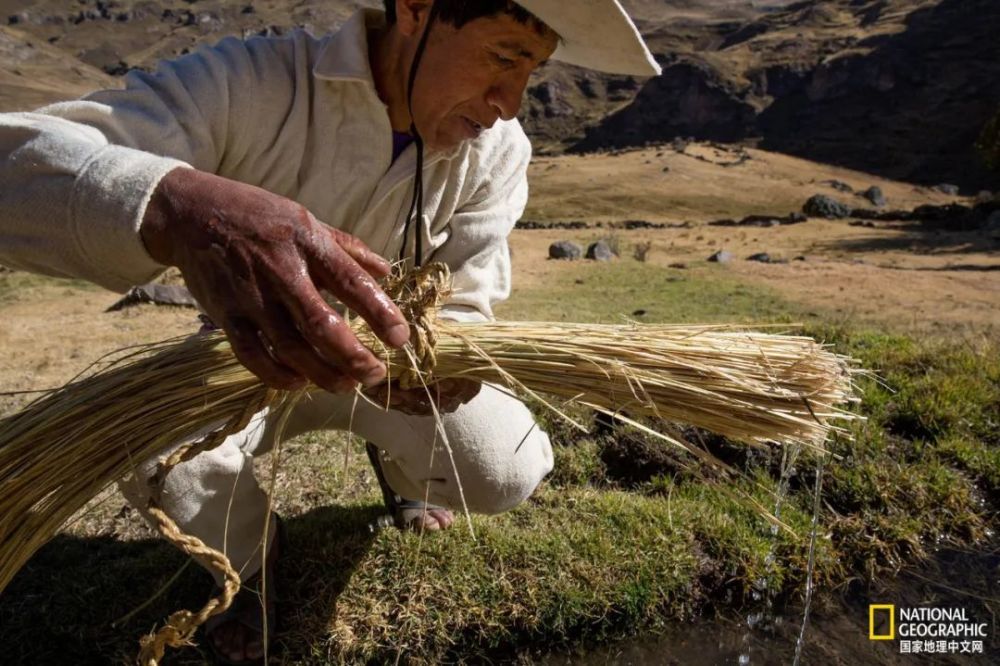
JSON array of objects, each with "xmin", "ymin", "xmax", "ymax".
[{"xmin": 0, "ymin": 0, "xmax": 659, "ymax": 661}]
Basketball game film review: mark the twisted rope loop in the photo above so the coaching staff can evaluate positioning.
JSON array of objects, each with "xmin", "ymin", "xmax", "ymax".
[
  {"xmin": 384, "ymin": 262, "xmax": 452, "ymax": 390},
  {"xmin": 139, "ymin": 389, "xmax": 275, "ymax": 666}
]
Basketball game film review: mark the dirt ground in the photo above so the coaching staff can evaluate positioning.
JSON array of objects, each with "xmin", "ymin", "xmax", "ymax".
[
  {"xmin": 517, "ymin": 144, "xmax": 998, "ymax": 336},
  {"xmin": 508, "ymin": 223, "xmax": 998, "ymax": 336},
  {"xmin": 0, "ymin": 283, "xmax": 196, "ymax": 413}
]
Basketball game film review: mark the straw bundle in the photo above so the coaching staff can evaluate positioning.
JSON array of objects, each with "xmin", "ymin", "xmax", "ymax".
[{"xmin": 0, "ymin": 263, "xmax": 858, "ymax": 659}]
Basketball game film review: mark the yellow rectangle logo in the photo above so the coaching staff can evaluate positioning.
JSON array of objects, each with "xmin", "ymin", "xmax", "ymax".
[{"xmin": 870, "ymin": 604, "xmax": 895, "ymax": 640}]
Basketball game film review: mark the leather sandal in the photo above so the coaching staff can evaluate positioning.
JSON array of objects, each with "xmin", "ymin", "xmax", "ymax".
[{"xmin": 365, "ymin": 442, "xmax": 452, "ymax": 531}]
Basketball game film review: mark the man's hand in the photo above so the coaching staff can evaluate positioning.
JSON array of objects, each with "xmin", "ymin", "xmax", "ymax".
[
  {"xmin": 365, "ymin": 378, "xmax": 481, "ymax": 416},
  {"xmin": 141, "ymin": 167, "xmax": 410, "ymax": 393}
]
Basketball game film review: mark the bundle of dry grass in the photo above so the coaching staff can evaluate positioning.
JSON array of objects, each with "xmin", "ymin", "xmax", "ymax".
[{"xmin": 0, "ymin": 264, "xmax": 859, "ymax": 660}]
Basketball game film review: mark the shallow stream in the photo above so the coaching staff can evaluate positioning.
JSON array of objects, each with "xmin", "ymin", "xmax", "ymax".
[{"xmin": 540, "ymin": 545, "xmax": 999, "ymax": 665}]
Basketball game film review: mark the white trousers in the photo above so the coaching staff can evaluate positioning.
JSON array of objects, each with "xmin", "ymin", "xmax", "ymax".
[{"xmin": 119, "ymin": 384, "xmax": 553, "ymax": 584}]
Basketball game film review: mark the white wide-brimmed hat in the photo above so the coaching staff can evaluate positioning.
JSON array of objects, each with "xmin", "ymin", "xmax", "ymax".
[{"xmin": 513, "ymin": 0, "xmax": 661, "ymax": 76}]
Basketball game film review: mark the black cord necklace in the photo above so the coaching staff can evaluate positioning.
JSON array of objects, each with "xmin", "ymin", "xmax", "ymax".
[{"xmin": 399, "ymin": 1, "xmax": 442, "ymax": 269}]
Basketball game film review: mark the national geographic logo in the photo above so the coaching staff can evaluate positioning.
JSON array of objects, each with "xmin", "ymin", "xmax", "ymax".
[
  {"xmin": 870, "ymin": 604, "xmax": 895, "ymax": 640},
  {"xmin": 869, "ymin": 605, "xmax": 988, "ymax": 655}
]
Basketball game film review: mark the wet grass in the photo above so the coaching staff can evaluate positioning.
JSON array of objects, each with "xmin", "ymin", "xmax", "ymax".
[{"xmin": 0, "ymin": 263, "xmax": 997, "ymax": 663}]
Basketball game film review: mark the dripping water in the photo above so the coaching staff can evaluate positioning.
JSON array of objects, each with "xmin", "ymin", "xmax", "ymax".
[
  {"xmin": 738, "ymin": 443, "xmax": 803, "ymax": 665},
  {"xmin": 793, "ymin": 452, "xmax": 827, "ymax": 666}
]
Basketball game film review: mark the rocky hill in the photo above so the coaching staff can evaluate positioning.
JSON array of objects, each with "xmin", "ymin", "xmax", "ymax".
[
  {"xmin": 570, "ymin": 0, "xmax": 1000, "ymax": 191},
  {"xmin": 0, "ymin": 0, "xmax": 369, "ymax": 84},
  {"xmin": 0, "ymin": 23, "xmax": 114, "ymax": 110},
  {"xmin": 0, "ymin": 1, "xmax": 791, "ymax": 149},
  {"xmin": 1, "ymin": 0, "xmax": 996, "ymax": 189}
]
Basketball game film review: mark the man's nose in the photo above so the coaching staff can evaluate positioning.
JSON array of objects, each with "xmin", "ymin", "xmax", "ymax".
[{"xmin": 486, "ymin": 73, "xmax": 530, "ymax": 122}]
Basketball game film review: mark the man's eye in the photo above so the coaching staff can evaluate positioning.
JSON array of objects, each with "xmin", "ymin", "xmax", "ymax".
[{"xmin": 493, "ymin": 52, "xmax": 515, "ymax": 66}]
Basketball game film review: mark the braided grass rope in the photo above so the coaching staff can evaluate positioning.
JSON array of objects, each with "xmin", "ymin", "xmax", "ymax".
[{"xmin": 0, "ymin": 263, "xmax": 860, "ymax": 663}]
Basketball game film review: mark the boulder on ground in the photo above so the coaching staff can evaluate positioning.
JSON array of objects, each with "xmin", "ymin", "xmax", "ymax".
[
  {"xmin": 933, "ymin": 183, "xmax": 960, "ymax": 196},
  {"xmin": 707, "ymin": 250, "xmax": 733, "ymax": 263},
  {"xmin": 746, "ymin": 252, "xmax": 772, "ymax": 263},
  {"xmin": 803, "ymin": 194, "xmax": 853, "ymax": 219},
  {"xmin": 974, "ymin": 190, "xmax": 995, "ymax": 205},
  {"xmin": 861, "ymin": 186, "xmax": 887, "ymax": 208},
  {"xmin": 107, "ymin": 284, "xmax": 197, "ymax": 312},
  {"xmin": 821, "ymin": 179, "xmax": 853, "ymax": 193},
  {"xmin": 586, "ymin": 240, "xmax": 616, "ymax": 261},
  {"xmin": 549, "ymin": 241, "xmax": 583, "ymax": 260}
]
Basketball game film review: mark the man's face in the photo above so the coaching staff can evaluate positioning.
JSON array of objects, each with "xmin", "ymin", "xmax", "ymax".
[{"xmin": 408, "ymin": 13, "xmax": 559, "ymax": 151}]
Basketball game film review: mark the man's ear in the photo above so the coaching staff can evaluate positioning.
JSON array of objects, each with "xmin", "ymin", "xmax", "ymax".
[{"xmin": 394, "ymin": 0, "xmax": 434, "ymax": 37}]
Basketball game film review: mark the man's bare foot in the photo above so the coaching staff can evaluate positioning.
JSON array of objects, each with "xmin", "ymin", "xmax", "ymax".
[
  {"xmin": 401, "ymin": 506, "xmax": 455, "ymax": 531},
  {"xmin": 209, "ymin": 606, "xmax": 268, "ymax": 664},
  {"xmin": 205, "ymin": 519, "xmax": 281, "ymax": 665},
  {"xmin": 365, "ymin": 442, "xmax": 457, "ymax": 533}
]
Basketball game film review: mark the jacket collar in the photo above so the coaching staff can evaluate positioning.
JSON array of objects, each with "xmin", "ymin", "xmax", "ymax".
[
  {"xmin": 312, "ymin": 8, "xmax": 469, "ymax": 162},
  {"xmin": 312, "ymin": 9, "xmax": 384, "ymax": 85}
]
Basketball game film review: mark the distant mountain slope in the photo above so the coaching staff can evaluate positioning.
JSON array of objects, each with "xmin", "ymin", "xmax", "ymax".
[
  {"xmin": 0, "ymin": 25, "xmax": 115, "ymax": 110},
  {"xmin": 2, "ymin": 0, "xmax": 994, "ymax": 189},
  {"xmin": 0, "ymin": 0, "xmax": 373, "ymax": 114},
  {"xmin": 0, "ymin": 1, "xmax": 791, "ymax": 149},
  {"xmin": 572, "ymin": 0, "xmax": 1000, "ymax": 190}
]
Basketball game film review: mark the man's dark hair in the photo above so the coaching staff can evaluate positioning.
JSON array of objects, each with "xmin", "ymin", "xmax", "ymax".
[{"xmin": 383, "ymin": 0, "xmax": 552, "ymax": 35}]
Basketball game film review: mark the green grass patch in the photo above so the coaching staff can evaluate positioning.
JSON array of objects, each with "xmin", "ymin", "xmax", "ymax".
[{"xmin": 497, "ymin": 261, "xmax": 806, "ymax": 324}]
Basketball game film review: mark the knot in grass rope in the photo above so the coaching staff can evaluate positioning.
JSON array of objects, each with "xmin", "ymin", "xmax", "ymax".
[
  {"xmin": 137, "ymin": 505, "xmax": 242, "ymax": 666},
  {"xmin": 385, "ymin": 262, "xmax": 452, "ymax": 390}
]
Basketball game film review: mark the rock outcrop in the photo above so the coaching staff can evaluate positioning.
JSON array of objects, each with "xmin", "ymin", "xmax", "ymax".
[{"xmin": 572, "ymin": 0, "xmax": 1000, "ymax": 191}]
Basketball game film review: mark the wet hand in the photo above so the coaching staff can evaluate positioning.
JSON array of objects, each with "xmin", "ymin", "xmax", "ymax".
[{"xmin": 141, "ymin": 167, "xmax": 410, "ymax": 393}]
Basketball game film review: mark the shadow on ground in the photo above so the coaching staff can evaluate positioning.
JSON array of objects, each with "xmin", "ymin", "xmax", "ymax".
[
  {"xmin": 816, "ymin": 222, "xmax": 997, "ymax": 257},
  {"xmin": 0, "ymin": 503, "xmax": 382, "ymax": 665}
]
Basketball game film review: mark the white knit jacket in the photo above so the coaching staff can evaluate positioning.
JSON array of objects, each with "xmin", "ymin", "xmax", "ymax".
[{"xmin": 0, "ymin": 9, "xmax": 532, "ymax": 322}]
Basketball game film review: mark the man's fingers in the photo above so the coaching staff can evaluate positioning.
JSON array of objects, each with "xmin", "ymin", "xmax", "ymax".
[
  {"xmin": 326, "ymin": 227, "xmax": 392, "ymax": 279},
  {"xmin": 309, "ymin": 245, "xmax": 410, "ymax": 349},
  {"xmin": 279, "ymin": 281, "xmax": 389, "ymax": 388},
  {"xmin": 222, "ymin": 316, "xmax": 306, "ymax": 390},
  {"xmin": 257, "ymin": 306, "xmax": 361, "ymax": 394}
]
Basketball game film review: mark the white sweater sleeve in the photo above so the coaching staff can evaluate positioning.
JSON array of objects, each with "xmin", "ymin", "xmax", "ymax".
[
  {"xmin": 0, "ymin": 36, "xmax": 283, "ymax": 292},
  {"xmin": 432, "ymin": 124, "xmax": 531, "ymax": 323}
]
